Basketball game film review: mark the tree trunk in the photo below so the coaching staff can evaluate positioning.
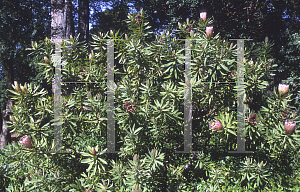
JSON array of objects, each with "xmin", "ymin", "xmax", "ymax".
[
  {"xmin": 51, "ymin": 0, "xmax": 66, "ymax": 39},
  {"xmin": 78, "ymin": 0, "xmax": 89, "ymax": 42},
  {"xmin": 0, "ymin": 60, "xmax": 14, "ymax": 148},
  {"xmin": 65, "ymin": 0, "xmax": 75, "ymax": 39}
]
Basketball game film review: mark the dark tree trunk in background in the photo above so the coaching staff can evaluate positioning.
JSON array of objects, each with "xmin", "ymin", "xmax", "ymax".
[
  {"xmin": 65, "ymin": 0, "xmax": 75, "ymax": 39},
  {"xmin": 0, "ymin": 59, "xmax": 14, "ymax": 148},
  {"xmin": 51, "ymin": 0, "xmax": 66, "ymax": 39},
  {"xmin": 78, "ymin": 0, "xmax": 89, "ymax": 42}
]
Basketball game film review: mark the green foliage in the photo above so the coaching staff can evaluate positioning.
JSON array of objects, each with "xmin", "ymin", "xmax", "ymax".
[{"xmin": 1, "ymin": 9, "xmax": 300, "ymax": 191}]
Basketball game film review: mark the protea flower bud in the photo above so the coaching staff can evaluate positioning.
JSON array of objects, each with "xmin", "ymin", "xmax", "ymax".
[
  {"xmin": 34, "ymin": 119, "xmax": 42, "ymax": 123},
  {"xmin": 281, "ymin": 112, "xmax": 287, "ymax": 119},
  {"xmin": 133, "ymin": 154, "xmax": 139, "ymax": 162},
  {"xmin": 110, "ymin": 29, "xmax": 113, "ymax": 35},
  {"xmin": 186, "ymin": 24, "xmax": 192, "ymax": 33},
  {"xmin": 134, "ymin": 185, "xmax": 140, "ymax": 192},
  {"xmin": 265, "ymin": 36, "xmax": 268, "ymax": 46},
  {"xmin": 44, "ymin": 56, "xmax": 50, "ymax": 64},
  {"xmin": 151, "ymin": 149, "xmax": 156, "ymax": 156},
  {"xmin": 91, "ymin": 147, "xmax": 96, "ymax": 155},
  {"xmin": 231, "ymin": 70, "xmax": 235, "ymax": 77},
  {"xmin": 135, "ymin": 13, "xmax": 142, "ymax": 24},
  {"xmin": 125, "ymin": 34, "xmax": 128, "ymax": 40},
  {"xmin": 19, "ymin": 135, "xmax": 33, "ymax": 148},
  {"xmin": 14, "ymin": 81, "xmax": 20, "ymax": 92},
  {"xmin": 278, "ymin": 83, "xmax": 289, "ymax": 96},
  {"xmin": 209, "ymin": 119, "xmax": 223, "ymax": 130},
  {"xmin": 20, "ymin": 85, "xmax": 27, "ymax": 94},
  {"xmin": 190, "ymin": 30, "xmax": 194, "ymax": 37},
  {"xmin": 248, "ymin": 114, "xmax": 258, "ymax": 125},
  {"xmin": 284, "ymin": 119, "xmax": 296, "ymax": 134},
  {"xmin": 200, "ymin": 12, "xmax": 207, "ymax": 21},
  {"xmin": 206, "ymin": 26, "xmax": 213, "ymax": 37}
]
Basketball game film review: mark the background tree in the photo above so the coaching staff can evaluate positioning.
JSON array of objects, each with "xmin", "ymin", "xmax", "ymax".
[
  {"xmin": 78, "ymin": 0, "xmax": 90, "ymax": 41},
  {"xmin": 65, "ymin": 0, "xmax": 75, "ymax": 38},
  {"xmin": 51, "ymin": 0, "xmax": 67, "ymax": 39},
  {"xmin": 0, "ymin": 0, "xmax": 51, "ymax": 148},
  {"xmin": 90, "ymin": 0, "xmax": 131, "ymax": 35}
]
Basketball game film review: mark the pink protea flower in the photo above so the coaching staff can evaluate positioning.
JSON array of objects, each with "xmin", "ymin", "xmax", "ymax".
[
  {"xmin": 209, "ymin": 119, "xmax": 223, "ymax": 130},
  {"xmin": 206, "ymin": 26, "xmax": 213, "ymax": 37},
  {"xmin": 278, "ymin": 83, "xmax": 289, "ymax": 95},
  {"xmin": 200, "ymin": 12, "xmax": 207, "ymax": 21},
  {"xmin": 284, "ymin": 119, "xmax": 296, "ymax": 134},
  {"xmin": 19, "ymin": 135, "xmax": 33, "ymax": 148}
]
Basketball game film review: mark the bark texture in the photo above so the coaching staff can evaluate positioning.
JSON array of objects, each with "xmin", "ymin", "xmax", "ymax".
[
  {"xmin": 0, "ymin": 60, "xmax": 13, "ymax": 148},
  {"xmin": 51, "ymin": 0, "xmax": 66, "ymax": 39},
  {"xmin": 65, "ymin": 0, "xmax": 75, "ymax": 39},
  {"xmin": 78, "ymin": 0, "xmax": 89, "ymax": 42}
]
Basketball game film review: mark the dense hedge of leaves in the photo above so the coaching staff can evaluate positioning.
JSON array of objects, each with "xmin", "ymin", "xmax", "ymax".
[{"xmin": 0, "ymin": 9, "xmax": 300, "ymax": 191}]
